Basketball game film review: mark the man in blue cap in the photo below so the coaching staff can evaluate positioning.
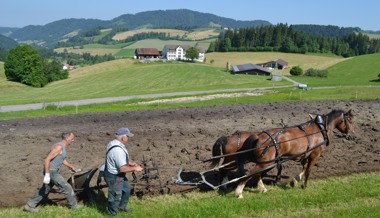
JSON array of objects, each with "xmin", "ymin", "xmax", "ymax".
[{"xmin": 103, "ymin": 127, "xmax": 143, "ymax": 215}]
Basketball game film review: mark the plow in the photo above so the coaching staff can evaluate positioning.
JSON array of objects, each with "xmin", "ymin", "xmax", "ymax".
[{"xmin": 51, "ymin": 110, "xmax": 356, "ymax": 202}]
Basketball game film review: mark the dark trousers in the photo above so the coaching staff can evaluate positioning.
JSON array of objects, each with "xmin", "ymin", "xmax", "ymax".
[{"xmin": 103, "ymin": 170, "xmax": 131, "ymax": 215}]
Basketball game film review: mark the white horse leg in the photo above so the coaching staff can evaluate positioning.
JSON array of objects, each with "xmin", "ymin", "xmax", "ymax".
[
  {"xmin": 291, "ymin": 170, "xmax": 305, "ymax": 187},
  {"xmin": 257, "ymin": 177, "xmax": 267, "ymax": 193},
  {"xmin": 235, "ymin": 183, "xmax": 245, "ymax": 199}
]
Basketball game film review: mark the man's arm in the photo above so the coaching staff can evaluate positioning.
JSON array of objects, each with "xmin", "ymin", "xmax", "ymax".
[
  {"xmin": 119, "ymin": 164, "xmax": 143, "ymax": 173},
  {"xmin": 63, "ymin": 159, "xmax": 76, "ymax": 172}
]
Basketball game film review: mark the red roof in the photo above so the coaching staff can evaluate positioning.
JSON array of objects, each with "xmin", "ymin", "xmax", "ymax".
[{"xmin": 135, "ymin": 48, "xmax": 160, "ymax": 56}]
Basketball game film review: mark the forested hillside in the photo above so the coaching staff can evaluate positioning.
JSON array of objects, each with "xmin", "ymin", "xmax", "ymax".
[
  {"xmin": 8, "ymin": 9, "xmax": 270, "ymax": 47},
  {"xmin": 209, "ymin": 23, "xmax": 380, "ymax": 57},
  {"xmin": 0, "ymin": 35, "xmax": 18, "ymax": 50},
  {"xmin": 291, "ymin": 24, "xmax": 361, "ymax": 38}
]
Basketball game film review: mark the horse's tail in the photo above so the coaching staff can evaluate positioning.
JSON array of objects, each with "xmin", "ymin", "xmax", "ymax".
[
  {"xmin": 239, "ymin": 134, "xmax": 260, "ymax": 160},
  {"xmin": 210, "ymin": 136, "xmax": 228, "ymax": 168}
]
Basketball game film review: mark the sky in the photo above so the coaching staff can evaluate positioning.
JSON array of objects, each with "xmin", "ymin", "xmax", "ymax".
[{"xmin": 1, "ymin": 0, "xmax": 379, "ymax": 31}]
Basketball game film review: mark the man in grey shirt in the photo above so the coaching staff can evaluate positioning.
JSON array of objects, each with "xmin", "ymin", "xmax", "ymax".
[
  {"xmin": 103, "ymin": 127, "xmax": 143, "ymax": 215},
  {"xmin": 24, "ymin": 132, "xmax": 80, "ymax": 212}
]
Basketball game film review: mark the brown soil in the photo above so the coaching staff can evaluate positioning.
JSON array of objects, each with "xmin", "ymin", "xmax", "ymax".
[{"xmin": 1, "ymin": 100, "xmax": 379, "ymax": 207}]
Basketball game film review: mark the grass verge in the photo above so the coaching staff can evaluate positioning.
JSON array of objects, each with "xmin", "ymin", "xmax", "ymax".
[
  {"xmin": 0, "ymin": 86, "xmax": 378, "ymax": 120},
  {"xmin": 1, "ymin": 172, "xmax": 379, "ymax": 217}
]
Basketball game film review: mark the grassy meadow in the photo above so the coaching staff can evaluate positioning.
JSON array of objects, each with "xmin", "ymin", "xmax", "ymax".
[
  {"xmin": 0, "ymin": 50, "xmax": 380, "ymax": 216},
  {"xmin": 1, "ymin": 52, "xmax": 379, "ymax": 108},
  {"xmin": 1, "ymin": 172, "xmax": 379, "ymax": 217},
  {"xmin": 113, "ymin": 28, "xmax": 220, "ymax": 41},
  {"xmin": 0, "ymin": 58, "xmax": 291, "ymax": 106}
]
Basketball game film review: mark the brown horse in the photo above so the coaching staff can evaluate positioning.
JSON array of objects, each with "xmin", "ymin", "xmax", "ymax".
[
  {"xmin": 210, "ymin": 131, "xmax": 260, "ymax": 188},
  {"xmin": 234, "ymin": 109, "xmax": 355, "ymax": 199}
]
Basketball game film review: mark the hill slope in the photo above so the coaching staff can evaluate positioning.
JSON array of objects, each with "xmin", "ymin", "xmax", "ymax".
[{"xmin": 9, "ymin": 9, "xmax": 270, "ymax": 46}]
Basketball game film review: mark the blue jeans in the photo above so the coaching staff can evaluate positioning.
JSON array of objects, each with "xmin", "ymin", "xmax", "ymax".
[
  {"xmin": 26, "ymin": 170, "xmax": 78, "ymax": 208},
  {"xmin": 103, "ymin": 170, "xmax": 131, "ymax": 215}
]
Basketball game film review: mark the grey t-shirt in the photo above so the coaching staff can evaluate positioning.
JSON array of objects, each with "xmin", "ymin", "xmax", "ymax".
[
  {"xmin": 50, "ymin": 142, "xmax": 66, "ymax": 170},
  {"xmin": 105, "ymin": 139, "xmax": 129, "ymax": 174}
]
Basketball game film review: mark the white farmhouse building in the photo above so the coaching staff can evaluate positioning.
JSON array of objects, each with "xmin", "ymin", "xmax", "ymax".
[{"xmin": 162, "ymin": 45, "xmax": 205, "ymax": 62}]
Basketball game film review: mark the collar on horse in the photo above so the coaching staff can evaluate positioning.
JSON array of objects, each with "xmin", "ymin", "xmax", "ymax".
[{"xmin": 315, "ymin": 114, "xmax": 329, "ymax": 146}]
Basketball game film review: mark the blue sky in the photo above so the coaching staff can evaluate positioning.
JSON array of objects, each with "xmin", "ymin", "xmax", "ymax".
[{"xmin": 1, "ymin": 0, "xmax": 379, "ymax": 31}]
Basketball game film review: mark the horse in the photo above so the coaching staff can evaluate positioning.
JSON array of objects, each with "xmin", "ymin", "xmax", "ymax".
[
  {"xmin": 233, "ymin": 109, "xmax": 355, "ymax": 199},
  {"xmin": 209, "ymin": 117, "xmax": 308, "ymax": 189},
  {"xmin": 210, "ymin": 131, "xmax": 260, "ymax": 189}
]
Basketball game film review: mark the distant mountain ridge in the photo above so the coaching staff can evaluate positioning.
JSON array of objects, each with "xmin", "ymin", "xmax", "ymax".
[{"xmin": 7, "ymin": 9, "xmax": 271, "ymax": 47}]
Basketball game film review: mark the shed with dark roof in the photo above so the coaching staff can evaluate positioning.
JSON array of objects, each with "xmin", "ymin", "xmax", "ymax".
[
  {"xmin": 231, "ymin": 63, "xmax": 271, "ymax": 76},
  {"xmin": 258, "ymin": 59, "xmax": 288, "ymax": 70}
]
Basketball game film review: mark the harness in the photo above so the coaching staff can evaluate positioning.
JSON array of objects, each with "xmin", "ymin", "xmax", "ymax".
[
  {"xmin": 104, "ymin": 145, "xmax": 129, "ymax": 176},
  {"xmin": 253, "ymin": 115, "xmax": 328, "ymax": 167},
  {"xmin": 234, "ymin": 131, "xmax": 242, "ymax": 149}
]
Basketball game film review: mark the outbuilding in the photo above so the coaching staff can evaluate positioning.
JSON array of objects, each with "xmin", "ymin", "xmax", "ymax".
[
  {"xmin": 135, "ymin": 48, "xmax": 161, "ymax": 59},
  {"xmin": 231, "ymin": 63, "xmax": 271, "ymax": 76}
]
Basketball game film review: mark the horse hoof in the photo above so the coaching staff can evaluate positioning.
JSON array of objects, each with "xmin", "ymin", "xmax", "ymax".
[{"xmin": 290, "ymin": 181, "xmax": 295, "ymax": 187}]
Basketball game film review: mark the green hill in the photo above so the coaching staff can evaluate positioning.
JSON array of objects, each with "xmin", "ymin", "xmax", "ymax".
[
  {"xmin": 9, "ymin": 9, "xmax": 270, "ymax": 47},
  {"xmin": 0, "ymin": 52, "xmax": 379, "ymax": 106},
  {"xmin": 289, "ymin": 53, "xmax": 380, "ymax": 86}
]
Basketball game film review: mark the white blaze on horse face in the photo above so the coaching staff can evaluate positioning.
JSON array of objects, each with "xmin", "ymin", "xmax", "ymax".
[{"xmin": 235, "ymin": 184, "xmax": 245, "ymax": 199}]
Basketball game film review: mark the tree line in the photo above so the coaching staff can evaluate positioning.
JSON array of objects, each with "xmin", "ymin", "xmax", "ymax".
[{"xmin": 208, "ymin": 23, "xmax": 380, "ymax": 57}]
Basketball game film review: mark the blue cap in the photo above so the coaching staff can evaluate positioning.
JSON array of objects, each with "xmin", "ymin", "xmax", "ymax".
[{"xmin": 115, "ymin": 127, "xmax": 134, "ymax": 137}]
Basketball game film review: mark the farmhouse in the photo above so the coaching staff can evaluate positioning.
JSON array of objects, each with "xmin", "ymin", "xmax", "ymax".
[
  {"xmin": 135, "ymin": 48, "xmax": 161, "ymax": 59},
  {"xmin": 231, "ymin": 63, "xmax": 271, "ymax": 76},
  {"xmin": 162, "ymin": 45, "xmax": 205, "ymax": 62},
  {"xmin": 258, "ymin": 59, "xmax": 288, "ymax": 70},
  {"xmin": 62, "ymin": 64, "xmax": 76, "ymax": 70}
]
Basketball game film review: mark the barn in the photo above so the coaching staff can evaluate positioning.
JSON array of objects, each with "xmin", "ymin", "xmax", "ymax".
[
  {"xmin": 231, "ymin": 63, "xmax": 271, "ymax": 76},
  {"xmin": 258, "ymin": 59, "xmax": 288, "ymax": 70},
  {"xmin": 135, "ymin": 48, "xmax": 161, "ymax": 59}
]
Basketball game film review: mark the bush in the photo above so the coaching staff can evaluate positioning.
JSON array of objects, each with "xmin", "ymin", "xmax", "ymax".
[
  {"xmin": 290, "ymin": 66, "xmax": 303, "ymax": 76},
  {"xmin": 304, "ymin": 68, "xmax": 328, "ymax": 77}
]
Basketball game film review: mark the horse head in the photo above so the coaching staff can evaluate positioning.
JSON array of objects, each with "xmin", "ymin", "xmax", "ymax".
[{"xmin": 331, "ymin": 109, "xmax": 356, "ymax": 140}]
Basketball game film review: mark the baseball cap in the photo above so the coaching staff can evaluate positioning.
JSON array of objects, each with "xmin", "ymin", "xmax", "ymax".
[{"xmin": 115, "ymin": 127, "xmax": 134, "ymax": 137}]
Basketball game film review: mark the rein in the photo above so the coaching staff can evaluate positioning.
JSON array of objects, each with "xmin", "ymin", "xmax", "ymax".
[{"xmin": 202, "ymin": 120, "xmax": 326, "ymax": 163}]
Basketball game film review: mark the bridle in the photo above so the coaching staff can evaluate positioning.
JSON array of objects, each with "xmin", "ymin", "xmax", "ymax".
[{"xmin": 338, "ymin": 113, "xmax": 351, "ymax": 134}]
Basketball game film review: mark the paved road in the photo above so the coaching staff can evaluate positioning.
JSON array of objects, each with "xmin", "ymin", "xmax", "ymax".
[{"xmin": 1, "ymin": 73, "xmax": 377, "ymax": 113}]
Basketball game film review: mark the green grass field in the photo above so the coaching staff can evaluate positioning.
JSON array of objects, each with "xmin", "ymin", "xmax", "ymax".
[
  {"xmin": 1, "ymin": 172, "xmax": 379, "ymax": 217},
  {"xmin": 1, "ymin": 52, "xmax": 379, "ymax": 108},
  {"xmin": 0, "ymin": 58, "xmax": 291, "ymax": 106}
]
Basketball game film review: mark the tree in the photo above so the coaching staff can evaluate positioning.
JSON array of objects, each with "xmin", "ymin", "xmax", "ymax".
[
  {"xmin": 4, "ymin": 45, "xmax": 47, "ymax": 87},
  {"xmin": 290, "ymin": 66, "xmax": 303, "ymax": 76},
  {"xmin": 185, "ymin": 47, "xmax": 199, "ymax": 62},
  {"xmin": 44, "ymin": 59, "xmax": 68, "ymax": 82}
]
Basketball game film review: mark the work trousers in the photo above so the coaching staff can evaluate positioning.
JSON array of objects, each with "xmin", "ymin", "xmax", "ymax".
[
  {"xmin": 103, "ymin": 170, "xmax": 131, "ymax": 215},
  {"xmin": 25, "ymin": 170, "xmax": 78, "ymax": 208}
]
